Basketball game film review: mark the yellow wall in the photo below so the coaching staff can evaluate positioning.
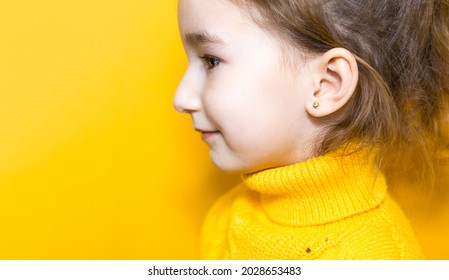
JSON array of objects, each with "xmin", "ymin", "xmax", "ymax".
[
  {"xmin": 0, "ymin": 0, "xmax": 447, "ymax": 260},
  {"xmin": 0, "ymin": 0, "xmax": 238, "ymax": 259}
]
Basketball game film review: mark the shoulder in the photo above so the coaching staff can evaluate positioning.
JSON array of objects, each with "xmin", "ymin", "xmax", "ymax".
[
  {"xmin": 200, "ymin": 183, "xmax": 247, "ymax": 259},
  {"xmin": 337, "ymin": 195, "xmax": 424, "ymax": 259},
  {"xmin": 203, "ymin": 184, "xmax": 247, "ymax": 228}
]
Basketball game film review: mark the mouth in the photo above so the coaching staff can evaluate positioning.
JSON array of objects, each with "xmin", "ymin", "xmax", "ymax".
[{"xmin": 195, "ymin": 128, "xmax": 220, "ymax": 142}]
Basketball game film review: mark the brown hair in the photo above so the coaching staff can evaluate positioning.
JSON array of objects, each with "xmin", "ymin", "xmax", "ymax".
[{"xmin": 231, "ymin": 0, "xmax": 449, "ymax": 190}]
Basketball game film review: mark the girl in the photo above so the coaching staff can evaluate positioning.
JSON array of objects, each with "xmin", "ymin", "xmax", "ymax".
[{"xmin": 174, "ymin": 0, "xmax": 449, "ymax": 259}]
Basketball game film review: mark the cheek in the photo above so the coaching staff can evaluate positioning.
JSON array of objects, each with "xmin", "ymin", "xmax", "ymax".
[
  {"xmin": 202, "ymin": 52, "xmax": 306, "ymax": 151},
  {"xmin": 204, "ymin": 77, "xmax": 294, "ymax": 149}
]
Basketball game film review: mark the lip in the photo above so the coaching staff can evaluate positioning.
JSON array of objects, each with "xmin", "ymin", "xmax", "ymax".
[
  {"xmin": 195, "ymin": 129, "xmax": 220, "ymax": 142},
  {"xmin": 201, "ymin": 131, "xmax": 219, "ymax": 141}
]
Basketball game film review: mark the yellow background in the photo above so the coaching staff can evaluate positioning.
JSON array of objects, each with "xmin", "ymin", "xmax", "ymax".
[
  {"xmin": 0, "ymin": 0, "xmax": 238, "ymax": 259},
  {"xmin": 0, "ymin": 0, "xmax": 447, "ymax": 259}
]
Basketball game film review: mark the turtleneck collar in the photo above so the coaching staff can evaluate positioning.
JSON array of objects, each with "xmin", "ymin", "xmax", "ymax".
[{"xmin": 241, "ymin": 147, "xmax": 387, "ymax": 226}]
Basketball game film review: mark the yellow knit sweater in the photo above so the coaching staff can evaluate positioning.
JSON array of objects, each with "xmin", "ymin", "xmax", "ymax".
[{"xmin": 200, "ymin": 148, "xmax": 424, "ymax": 259}]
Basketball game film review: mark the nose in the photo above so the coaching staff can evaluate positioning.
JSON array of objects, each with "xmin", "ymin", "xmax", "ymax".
[{"xmin": 173, "ymin": 69, "xmax": 202, "ymax": 113}]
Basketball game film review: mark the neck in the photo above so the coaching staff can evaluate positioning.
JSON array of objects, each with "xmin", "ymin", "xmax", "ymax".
[{"xmin": 241, "ymin": 147, "xmax": 387, "ymax": 226}]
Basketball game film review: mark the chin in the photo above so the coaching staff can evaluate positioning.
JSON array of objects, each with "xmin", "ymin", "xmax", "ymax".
[
  {"xmin": 211, "ymin": 160, "xmax": 244, "ymax": 174},
  {"xmin": 210, "ymin": 154, "xmax": 243, "ymax": 174},
  {"xmin": 210, "ymin": 153, "xmax": 267, "ymax": 174}
]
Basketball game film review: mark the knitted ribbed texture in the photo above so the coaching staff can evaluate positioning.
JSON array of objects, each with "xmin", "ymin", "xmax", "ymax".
[{"xmin": 200, "ymin": 148, "xmax": 424, "ymax": 259}]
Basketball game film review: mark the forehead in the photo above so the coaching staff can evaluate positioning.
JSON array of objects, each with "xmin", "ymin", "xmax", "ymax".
[
  {"xmin": 178, "ymin": 0, "xmax": 259, "ymax": 45},
  {"xmin": 178, "ymin": 0, "xmax": 246, "ymax": 27},
  {"xmin": 177, "ymin": 0, "xmax": 304, "ymax": 70}
]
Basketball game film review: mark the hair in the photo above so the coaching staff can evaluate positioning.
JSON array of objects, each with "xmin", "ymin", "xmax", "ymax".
[{"xmin": 230, "ymin": 0, "xmax": 449, "ymax": 192}]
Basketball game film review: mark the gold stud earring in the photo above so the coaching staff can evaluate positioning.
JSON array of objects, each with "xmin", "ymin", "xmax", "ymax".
[{"xmin": 312, "ymin": 101, "xmax": 319, "ymax": 108}]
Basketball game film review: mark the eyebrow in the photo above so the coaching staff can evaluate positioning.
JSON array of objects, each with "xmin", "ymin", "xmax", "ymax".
[{"xmin": 184, "ymin": 31, "xmax": 224, "ymax": 47}]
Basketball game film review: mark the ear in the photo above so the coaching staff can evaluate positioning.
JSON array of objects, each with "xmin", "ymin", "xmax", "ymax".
[{"xmin": 305, "ymin": 48, "xmax": 358, "ymax": 118}]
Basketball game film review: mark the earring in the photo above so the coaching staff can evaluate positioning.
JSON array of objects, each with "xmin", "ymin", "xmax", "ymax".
[{"xmin": 312, "ymin": 101, "xmax": 319, "ymax": 108}]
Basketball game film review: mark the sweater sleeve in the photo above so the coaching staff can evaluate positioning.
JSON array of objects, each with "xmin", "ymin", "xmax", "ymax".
[
  {"xmin": 200, "ymin": 184, "xmax": 245, "ymax": 259},
  {"xmin": 336, "ymin": 196, "xmax": 424, "ymax": 259}
]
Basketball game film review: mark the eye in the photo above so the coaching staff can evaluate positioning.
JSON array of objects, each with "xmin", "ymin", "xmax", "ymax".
[{"xmin": 199, "ymin": 55, "xmax": 221, "ymax": 70}]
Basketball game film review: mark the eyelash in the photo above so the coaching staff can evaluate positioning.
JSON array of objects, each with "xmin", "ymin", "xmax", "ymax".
[{"xmin": 199, "ymin": 55, "xmax": 221, "ymax": 70}]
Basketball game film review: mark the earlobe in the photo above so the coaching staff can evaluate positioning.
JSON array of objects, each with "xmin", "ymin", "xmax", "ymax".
[{"xmin": 306, "ymin": 48, "xmax": 358, "ymax": 118}]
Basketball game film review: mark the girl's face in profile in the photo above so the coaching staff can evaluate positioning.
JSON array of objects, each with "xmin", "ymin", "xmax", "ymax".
[{"xmin": 174, "ymin": 0, "xmax": 317, "ymax": 173}]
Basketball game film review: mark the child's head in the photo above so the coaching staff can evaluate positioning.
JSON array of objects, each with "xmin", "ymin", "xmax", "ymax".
[{"xmin": 175, "ymin": 0, "xmax": 449, "ymax": 176}]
